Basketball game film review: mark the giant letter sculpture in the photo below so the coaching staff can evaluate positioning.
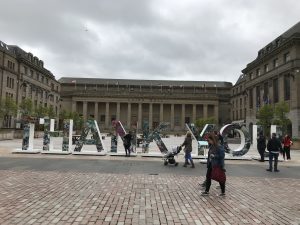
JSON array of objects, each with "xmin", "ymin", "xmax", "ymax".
[
  {"xmin": 220, "ymin": 124, "xmax": 251, "ymax": 156},
  {"xmin": 73, "ymin": 119, "xmax": 105, "ymax": 154},
  {"xmin": 142, "ymin": 122, "xmax": 170, "ymax": 156}
]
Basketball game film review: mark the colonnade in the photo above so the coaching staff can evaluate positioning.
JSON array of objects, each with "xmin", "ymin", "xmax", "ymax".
[{"xmin": 72, "ymin": 101, "xmax": 219, "ymax": 130}]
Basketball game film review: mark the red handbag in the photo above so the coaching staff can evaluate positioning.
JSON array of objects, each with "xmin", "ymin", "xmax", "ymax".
[{"xmin": 211, "ymin": 165, "xmax": 226, "ymax": 183}]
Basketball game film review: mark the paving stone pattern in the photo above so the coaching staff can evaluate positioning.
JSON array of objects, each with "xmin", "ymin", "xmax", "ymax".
[{"xmin": 0, "ymin": 170, "xmax": 299, "ymax": 225}]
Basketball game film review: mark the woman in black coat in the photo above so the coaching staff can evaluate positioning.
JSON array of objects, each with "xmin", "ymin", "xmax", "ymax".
[{"xmin": 257, "ymin": 132, "xmax": 266, "ymax": 162}]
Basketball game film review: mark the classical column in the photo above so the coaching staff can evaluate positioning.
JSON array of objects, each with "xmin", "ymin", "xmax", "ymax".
[
  {"xmin": 83, "ymin": 101, "xmax": 87, "ymax": 121},
  {"xmin": 116, "ymin": 102, "xmax": 120, "ymax": 120},
  {"xmin": 94, "ymin": 102, "xmax": 99, "ymax": 121},
  {"xmin": 181, "ymin": 104, "xmax": 185, "ymax": 128},
  {"xmin": 214, "ymin": 104, "xmax": 219, "ymax": 124},
  {"xmin": 203, "ymin": 104, "xmax": 208, "ymax": 119},
  {"xmin": 149, "ymin": 103, "xmax": 153, "ymax": 129},
  {"xmin": 72, "ymin": 101, "xmax": 76, "ymax": 112},
  {"xmin": 127, "ymin": 103, "xmax": 131, "ymax": 128},
  {"xmin": 138, "ymin": 103, "xmax": 142, "ymax": 129},
  {"xmin": 192, "ymin": 104, "xmax": 196, "ymax": 123},
  {"xmin": 105, "ymin": 102, "xmax": 110, "ymax": 128},
  {"xmin": 160, "ymin": 103, "xmax": 164, "ymax": 122},
  {"xmin": 171, "ymin": 104, "xmax": 174, "ymax": 130}
]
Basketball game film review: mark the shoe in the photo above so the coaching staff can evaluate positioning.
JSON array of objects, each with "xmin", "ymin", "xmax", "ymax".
[
  {"xmin": 218, "ymin": 193, "xmax": 226, "ymax": 196},
  {"xmin": 266, "ymin": 169, "xmax": 272, "ymax": 172},
  {"xmin": 201, "ymin": 191, "xmax": 209, "ymax": 196},
  {"xmin": 183, "ymin": 164, "xmax": 187, "ymax": 167},
  {"xmin": 274, "ymin": 170, "xmax": 280, "ymax": 172},
  {"xmin": 191, "ymin": 165, "xmax": 195, "ymax": 168}
]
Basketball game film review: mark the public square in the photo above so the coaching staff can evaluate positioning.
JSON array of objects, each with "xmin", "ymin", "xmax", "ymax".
[{"xmin": 0, "ymin": 137, "xmax": 299, "ymax": 225}]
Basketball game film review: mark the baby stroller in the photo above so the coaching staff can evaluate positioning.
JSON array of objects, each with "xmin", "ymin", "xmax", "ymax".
[{"xmin": 163, "ymin": 146, "xmax": 182, "ymax": 166}]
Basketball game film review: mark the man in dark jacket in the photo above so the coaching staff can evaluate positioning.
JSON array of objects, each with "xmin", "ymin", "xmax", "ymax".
[
  {"xmin": 257, "ymin": 132, "xmax": 266, "ymax": 162},
  {"xmin": 123, "ymin": 132, "xmax": 132, "ymax": 157},
  {"xmin": 266, "ymin": 133, "xmax": 283, "ymax": 172}
]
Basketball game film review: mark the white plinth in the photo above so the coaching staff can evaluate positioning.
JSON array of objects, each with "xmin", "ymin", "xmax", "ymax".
[
  {"xmin": 252, "ymin": 156, "xmax": 283, "ymax": 162},
  {"xmin": 109, "ymin": 152, "xmax": 137, "ymax": 157},
  {"xmin": 72, "ymin": 151, "xmax": 106, "ymax": 156},
  {"xmin": 41, "ymin": 150, "xmax": 71, "ymax": 155},
  {"xmin": 199, "ymin": 159, "xmax": 207, "ymax": 164},
  {"xmin": 225, "ymin": 155, "xmax": 252, "ymax": 160},
  {"xmin": 140, "ymin": 152, "xmax": 163, "ymax": 157},
  {"xmin": 13, "ymin": 149, "xmax": 41, "ymax": 154}
]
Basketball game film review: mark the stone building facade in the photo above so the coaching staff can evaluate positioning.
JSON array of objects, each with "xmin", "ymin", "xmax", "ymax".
[
  {"xmin": 231, "ymin": 21, "xmax": 300, "ymax": 138},
  {"xmin": 0, "ymin": 40, "xmax": 61, "ymax": 128},
  {"xmin": 59, "ymin": 77, "xmax": 232, "ymax": 132}
]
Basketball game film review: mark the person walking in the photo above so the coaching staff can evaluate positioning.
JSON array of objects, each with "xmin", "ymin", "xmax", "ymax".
[
  {"xmin": 266, "ymin": 133, "xmax": 283, "ymax": 172},
  {"xmin": 257, "ymin": 132, "xmax": 266, "ymax": 162},
  {"xmin": 201, "ymin": 133, "xmax": 226, "ymax": 196},
  {"xmin": 123, "ymin": 131, "xmax": 132, "ymax": 157},
  {"xmin": 181, "ymin": 132, "xmax": 195, "ymax": 168},
  {"xmin": 282, "ymin": 134, "xmax": 293, "ymax": 161}
]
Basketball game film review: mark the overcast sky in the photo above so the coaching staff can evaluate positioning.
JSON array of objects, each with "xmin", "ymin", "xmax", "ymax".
[{"xmin": 1, "ymin": 0, "xmax": 300, "ymax": 83}]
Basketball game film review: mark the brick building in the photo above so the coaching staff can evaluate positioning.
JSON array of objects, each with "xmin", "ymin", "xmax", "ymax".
[
  {"xmin": 231, "ymin": 21, "xmax": 300, "ymax": 138},
  {"xmin": 0, "ymin": 40, "xmax": 60, "ymax": 128}
]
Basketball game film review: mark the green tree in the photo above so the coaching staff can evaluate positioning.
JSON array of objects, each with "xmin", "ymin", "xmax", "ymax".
[
  {"xmin": 195, "ymin": 117, "xmax": 216, "ymax": 131},
  {"xmin": 35, "ymin": 105, "xmax": 48, "ymax": 118},
  {"xmin": 19, "ymin": 98, "xmax": 33, "ymax": 116},
  {"xmin": 0, "ymin": 98, "xmax": 18, "ymax": 128},
  {"xmin": 47, "ymin": 105, "xmax": 56, "ymax": 118},
  {"xmin": 257, "ymin": 105, "xmax": 274, "ymax": 137},
  {"xmin": 0, "ymin": 98, "xmax": 18, "ymax": 119},
  {"xmin": 273, "ymin": 102, "xmax": 291, "ymax": 135},
  {"xmin": 69, "ymin": 112, "xmax": 84, "ymax": 133}
]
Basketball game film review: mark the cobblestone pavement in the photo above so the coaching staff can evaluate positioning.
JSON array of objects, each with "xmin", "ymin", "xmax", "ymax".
[
  {"xmin": 0, "ymin": 166, "xmax": 300, "ymax": 225},
  {"xmin": 0, "ymin": 137, "xmax": 300, "ymax": 225}
]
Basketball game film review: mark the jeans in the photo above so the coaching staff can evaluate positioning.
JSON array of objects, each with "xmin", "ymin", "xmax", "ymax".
[
  {"xmin": 283, "ymin": 146, "xmax": 291, "ymax": 160},
  {"xmin": 124, "ymin": 145, "xmax": 131, "ymax": 156},
  {"xmin": 268, "ymin": 152, "xmax": 279, "ymax": 171}
]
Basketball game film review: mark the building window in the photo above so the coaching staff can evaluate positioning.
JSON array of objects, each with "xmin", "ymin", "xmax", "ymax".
[
  {"xmin": 284, "ymin": 52, "xmax": 291, "ymax": 63},
  {"xmin": 174, "ymin": 117, "xmax": 180, "ymax": 126},
  {"xmin": 273, "ymin": 58, "xmax": 279, "ymax": 68},
  {"xmin": 30, "ymin": 70, "xmax": 34, "ymax": 77},
  {"xmin": 284, "ymin": 75, "xmax": 290, "ymax": 100},
  {"xmin": 24, "ymin": 66, "xmax": 28, "ymax": 75},
  {"xmin": 100, "ymin": 115, "xmax": 105, "ymax": 122},
  {"xmin": 36, "ymin": 73, "xmax": 40, "ymax": 81},
  {"xmin": 7, "ymin": 60, "xmax": 15, "ymax": 71},
  {"xmin": 273, "ymin": 78, "xmax": 279, "ymax": 103},
  {"xmin": 41, "ymin": 76, "xmax": 44, "ymax": 83},
  {"xmin": 264, "ymin": 64, "xmax": 269, "ymax": 73},
  {"xmin": 263, "ymin": 82, "xmax": 269, "ymax": 104},
  {"xmin": 256, "ymin": 86, "xmax": 261, "ymax": 108},
  {"xmin": 249, "ymin": 89, "xmax": 253, "ymax": 109},
  {"xmin": 256, "ymin": 68, "xmax": 261, "ymax": 77},
  {"xmin": 249, "ymin": 72, "xmax": 253, "ymax": 80}
]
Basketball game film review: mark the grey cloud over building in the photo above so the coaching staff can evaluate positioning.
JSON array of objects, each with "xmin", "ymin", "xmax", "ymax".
[{"xmin": 1, "ymin": 0, "xmax": 300, "ymax": 82}]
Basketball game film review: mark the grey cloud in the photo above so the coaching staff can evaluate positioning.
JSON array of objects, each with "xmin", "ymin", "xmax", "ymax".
[{"xmin": 1, "ymin": 0, "xmax": 300, "ymax": 83}]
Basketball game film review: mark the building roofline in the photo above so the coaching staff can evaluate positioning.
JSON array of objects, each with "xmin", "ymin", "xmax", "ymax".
[{"xmin": 58, "ymin": 77, "xmax": 233, "ymax": 87}]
